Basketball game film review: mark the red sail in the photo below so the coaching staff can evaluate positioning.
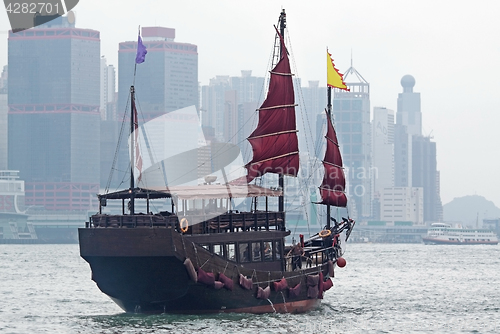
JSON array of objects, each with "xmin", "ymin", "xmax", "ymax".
[
  {"xmin": 246, "ymin": 33, "xmax": 299, "ymax": 182},
  {"xmin": 319, "ymin": 110, "xmax": 347, "ymax": 207}
]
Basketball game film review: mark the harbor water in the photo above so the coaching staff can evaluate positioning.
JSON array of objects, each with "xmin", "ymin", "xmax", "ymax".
[{"xmin": 0, "ymin": 243, "xmax": 498, "ymax": 333}]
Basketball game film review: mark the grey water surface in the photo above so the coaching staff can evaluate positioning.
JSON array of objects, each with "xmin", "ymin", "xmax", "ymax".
[{"xmin": 0, "ymin": 243, "xmax": 498, "ymax": 333}]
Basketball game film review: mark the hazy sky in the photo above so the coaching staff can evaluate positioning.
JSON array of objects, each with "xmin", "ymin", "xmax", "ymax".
[{"xmin": 1, "ymin": 0, "xmax": 500, "ymax": 207}]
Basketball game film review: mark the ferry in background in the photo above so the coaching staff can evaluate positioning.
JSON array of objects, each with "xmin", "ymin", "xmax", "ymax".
[{"xmin": 423, "ymin": 223, "xmax": 499, "ymax": 245}]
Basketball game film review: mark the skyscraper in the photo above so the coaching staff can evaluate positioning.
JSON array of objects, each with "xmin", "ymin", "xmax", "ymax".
[
  {"xmin": 372, "ymin": 107, "xmax": 395, "ymax": 204},
  {"xmin": 397, "ymin": 75, "xmax": 422, "ymax": 136},
  {"xmin": 118, "ymin": 27, "xmax": 198, "ymax": 120},
  {"xmin": 100, "ymin": 57, "xmax": 116, "ymax": 121},
  {"xmin": 201, "ymin": 71, "xmax": 265, "ymax": 162},
  {"xmin": 7, "ymin": 15, "xmax": 100, "ymax": 211},
  {"xmin": 412, "ymin": 135, "xmax": 440, "ymax": 222},
  {"xmin": 394, "ymin": 75, "xmax": 442, "ymax": 222},
  {"xmin": 201, "ymin": 71, "xmax": 264, "ymax": 144},
  {"xmin": 395, "ymin": 75, "xmax": 421, "ymax": 187},
  {"xmin": 0, "ymin": 66, "xmax": 7, "ymax": 170},
  {"xmin": 301, "ymin": 80, "xmax": 327, "ymax": 158},
  {"xmin": 101, "ymin": 27, "xmax": 199, "ymax": 190},
  {"xmin": 333, "ymin": 65, "xmax": 372, "ymax": 219},
  {"xmin": 201, "ymin": 75, "xmax": 231, "ymax": 142}
]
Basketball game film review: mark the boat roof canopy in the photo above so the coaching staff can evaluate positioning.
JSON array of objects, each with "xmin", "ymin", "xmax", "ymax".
[
  {"xmin": 98, "ymin": 184, "xmax": 282, "ymax": 201},
  {"xmin": 166, "ymin": 184, "xmax": 282, "ymax": 200},
  {"xmin": 97, "ymin": 188, "xmax": 172, "ymax": 200}
]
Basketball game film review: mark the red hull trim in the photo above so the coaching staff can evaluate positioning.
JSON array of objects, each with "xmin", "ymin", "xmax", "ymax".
[{"xmin": 220, "ymin": 299, "xmax": 321, "ymax": 314}]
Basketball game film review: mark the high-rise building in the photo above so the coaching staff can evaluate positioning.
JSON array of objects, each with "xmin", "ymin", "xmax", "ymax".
[
  {"xmin": 100, "ymin": 57, "xmax": 116, "ymax": 121},
  {"xmin": 104, "ymin": 27, "xmax": 198, "ymax": 190},
  {"xmin": 201, "ymin": 71, "xmax": 265, "ymax": 165},
  {"xmin": 394, "ymin": 123, "xmax": 412, "ymax": 187},
  {"xmin": 0, "ymin": 66, "xmax": 7, "ymax": 170},
  {"xmin": 224, "ymin": 90, "xmax": 238, "ymax": 145},
  {"xmin": 118, "ymin": 27, "xmax": 198, "ymax": 121},
  {"xmin": 98, "ymin": 57, "xmax": 118, "ymax": 188},
  {"xmin": 7, "ymin": 15, "xmax": 100, "ymax": 211},
  {"xmin": 0, "ymin": 65, "xmax": 7, "ymax": 91},
  {"xmin": 201, "ymin": 75, "xmax": 230, "ymax": 142},
  {"xmin": 397, "ymin": 75, "xmax": 421, "ymax": 136},
  {"xmin": 301, "ymin": 80, "xmax": 327, "ymax": 158},
  {"xmin": 333, "ymin": 65, "xmax": 372, "ymax": 219},
  {"xmin": 201, "ymin": 71, "xmax": 264, "ymax": 144},
  {"xmin": 394, "ymin": 75, "xmax": 442, "ymax": 223},
  {"xmin": 302, "ymin": 81, "xmax": 327, "ymax": 120},
  {"xmin": 230, "ymin": 70, "xmax": 266, "ymax": 105},
  {"xmin": 412, "ymin": 135, "xmax": 441, "ymax": 222},
  {"xmin": 380, "ymin": 187, "xmax": 423, "ymax": 225},
  {"xmin": 372, "ymin": 107, "xmax": 395, "ymax": 217}
]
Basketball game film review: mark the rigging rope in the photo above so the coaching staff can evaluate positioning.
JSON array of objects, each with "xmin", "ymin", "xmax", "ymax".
[{"xmin": 105, "ymin": 94, "xmax": 131, "ymax": 194}]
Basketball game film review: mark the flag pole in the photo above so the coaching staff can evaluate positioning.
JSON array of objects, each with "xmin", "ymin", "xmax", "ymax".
[
  {"xmin": 326, "ymin": 48, "xmax": 332, "ymax": 229},
  {"xmin": 130, "ymin": 26, "xmax": 141, "ymax": 214},
  {"xmin": 130, "ymin": 85, "xmax": 136, "ymax": 214},
  {"xmin": 133, "ymin": 26, "xmax": 140, "ymax": 86}
]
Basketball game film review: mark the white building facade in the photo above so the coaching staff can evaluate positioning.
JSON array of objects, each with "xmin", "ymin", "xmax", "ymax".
[{"xmin": 381, "ymin": 187, "xmax": 424, "ymax": 225}]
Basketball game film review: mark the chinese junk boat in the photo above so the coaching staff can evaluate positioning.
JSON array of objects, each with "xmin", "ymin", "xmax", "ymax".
[{"xmin": 78, "ymin": 10, "xmax": 355, "ymax": 314}]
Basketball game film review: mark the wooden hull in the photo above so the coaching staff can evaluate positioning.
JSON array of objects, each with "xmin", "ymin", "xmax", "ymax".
[{"xmin": 79, "ymin": 227, "xmax": 330, "ymax": 314}]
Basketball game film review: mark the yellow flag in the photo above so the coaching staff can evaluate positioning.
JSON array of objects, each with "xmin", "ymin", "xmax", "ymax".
[{"xmin": 327, "ymin": 50, "xmax": 349, "ymax": 91}]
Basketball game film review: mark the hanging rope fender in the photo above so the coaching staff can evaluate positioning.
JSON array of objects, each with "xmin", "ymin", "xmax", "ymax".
[
  {"xmin": 319, "ymin": 229, "xmax": 332, "ymax": 238},
  {"xmin": 180, "ymin": 217, "xmax": 189, "ymax": 233}
]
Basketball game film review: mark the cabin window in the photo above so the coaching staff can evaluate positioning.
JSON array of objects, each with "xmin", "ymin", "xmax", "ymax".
[
  {"xmin": 213, "ymin": 244, "xmax": 223, "ymax": 257},
  {"xmin": 239, "ymin": 242, "xmax": 250, "ymax": 262},
  {"xmin": 252, "ymin": 242, "xmax": 261, "ymax": 261},
  {"xmin": 263, "ymin": 241, "xmax": 273, "ymax": 261},
  {"xmin": 226, "ymin": 243, "xmax": 236, "ymax": 261},
  {"xmin": 275, "ymin": 241, "xmax": 282, "ymax": 260}
]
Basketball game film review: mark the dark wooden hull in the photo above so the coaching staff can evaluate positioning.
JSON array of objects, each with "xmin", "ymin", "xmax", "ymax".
[{"xmin": 79, "ymin": 227, "xmax": 329, "ymax": 314}]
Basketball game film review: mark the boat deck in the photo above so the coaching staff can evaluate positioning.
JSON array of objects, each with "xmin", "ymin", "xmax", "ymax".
[{"xmin": 89, "ymin": 211, "xmax": 285, "ymax": 234}]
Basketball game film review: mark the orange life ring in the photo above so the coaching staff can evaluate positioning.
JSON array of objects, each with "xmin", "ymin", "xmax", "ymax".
[
  {"xmin": 319, "ymin": 229, "xmax": 332, "ymax": 238},
  {"xmin": 180, "ymin": 217, "xmax": 189, "ymax": 233}
]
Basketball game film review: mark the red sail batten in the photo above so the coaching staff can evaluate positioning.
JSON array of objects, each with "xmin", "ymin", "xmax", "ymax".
[
  {"xmin": 319, "ymin": 187, "xmax": 348, "ymax": 207},
  {"xmin": 319, "ymin": 110, "xmax": 347, "ymax": 207},
  {"xmin": 246, "ymin": 31, "xmax": 299, "ymax": 182}
]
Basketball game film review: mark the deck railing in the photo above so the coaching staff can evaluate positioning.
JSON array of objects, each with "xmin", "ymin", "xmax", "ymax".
[
  {"xmin": 88, "ymin": 211, "xmax": 285, "ymax": 234},
  {"xmin": 283, "ymin": 245, "xmax": 339, "ymax": 271}
]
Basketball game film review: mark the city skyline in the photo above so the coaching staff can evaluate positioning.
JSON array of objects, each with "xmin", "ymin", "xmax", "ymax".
[{"xmin": 1, "ymin": 0, "xmax": 499, "ymax": 208}]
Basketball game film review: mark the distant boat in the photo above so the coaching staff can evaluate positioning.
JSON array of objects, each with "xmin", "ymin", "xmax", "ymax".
[
  {"xmin": 422, "ymin": 223, "xmax": 498, "ymax": 245},
  {"xmin": 78, "ymin": 9, "xmax": 355, "ymax": 314}
]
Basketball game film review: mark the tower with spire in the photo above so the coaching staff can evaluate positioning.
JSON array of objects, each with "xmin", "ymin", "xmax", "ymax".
[
  {"xmin": 397, "ymin": 75, "xmax": 422, "ymax": 136},
  {"xmin": 332, "ymin": 61, "xmax": 372, "ymax": 219},
  {"xmin": 394, "ymin": 75, "xmax": 442, "ymax": 223}
]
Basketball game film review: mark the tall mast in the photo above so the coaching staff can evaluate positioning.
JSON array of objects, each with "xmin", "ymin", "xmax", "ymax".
[
  {"xmin": 246, "ymin": 8, "xmax": 299, "ymax": 216},
  {"xmin": 129, "ymin": 85, "xmax": 135, "ymax": 215},
  {"xmin": 326, "ymin": 86, "xmax": 332, "ymax": 229},
  {"xmin": 278, "ymin": 9, "xmax": 286, "ymax": 213},
  {"xmin": 322, "ymin": 50, "xmax": 349, "ymax": 226}
]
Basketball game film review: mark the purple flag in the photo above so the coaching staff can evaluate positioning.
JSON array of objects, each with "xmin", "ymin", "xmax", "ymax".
[{"xmin": 135, "ymin": 35, "xmax": 147, "ymax": 64}]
